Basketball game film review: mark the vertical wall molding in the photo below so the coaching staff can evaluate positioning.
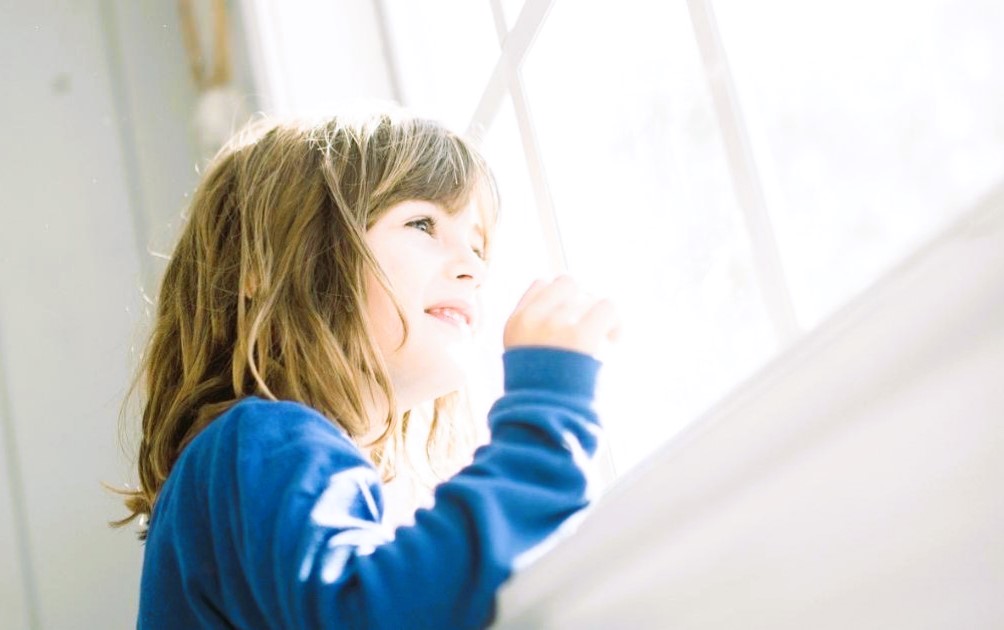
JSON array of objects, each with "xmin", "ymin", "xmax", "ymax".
[
  {"xmin": 0, "ymin": 309, "xmax": 41, "ymax": 630},
  {"xmin": 371, "ymin": 0, "xmax": 404, "ymax": 105},
  {"xmin": 236, "ymin": 0, "xmax": 289, "ymax": 115},
  {"xmin": 97, "ymin": 0, "xmax": 154, "ymax": 297}
]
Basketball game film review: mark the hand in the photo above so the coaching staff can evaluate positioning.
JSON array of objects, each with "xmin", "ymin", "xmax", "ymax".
[{"xmin": 503, "ymin": 275, "xmax": 621, "ymax": 358}]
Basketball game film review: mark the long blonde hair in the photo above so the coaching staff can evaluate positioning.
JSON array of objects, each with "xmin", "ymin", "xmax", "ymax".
[{"xmin": 115, "ymin": 111, "xmax": 497, "ymax": 537}]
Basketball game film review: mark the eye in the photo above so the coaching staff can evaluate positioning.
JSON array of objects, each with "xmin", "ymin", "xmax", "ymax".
[
  {"xmin": 407, "ymin": 217, "xmax": 436, "ymax": 235},
  {"xmin": 472, "ymin": 245, "xmax": 486, "ymax": 261}
]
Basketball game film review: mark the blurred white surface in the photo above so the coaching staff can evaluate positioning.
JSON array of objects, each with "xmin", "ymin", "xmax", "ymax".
[{"xmin": 495, "ymin": 185, "xmax": 1004, "ymax": 628}]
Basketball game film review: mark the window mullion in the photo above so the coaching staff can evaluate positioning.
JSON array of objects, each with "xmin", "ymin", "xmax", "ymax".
[
  {"xmin": 467, "ymin": 0, "xmax": 555, "ymax": 138},
  {"xmin": 487, "ymin": 0, "xmax": 566, "ymax": 275},
  {"xmin": 686, "ymin": 0, "xmax": 801, "ymax": 345}
]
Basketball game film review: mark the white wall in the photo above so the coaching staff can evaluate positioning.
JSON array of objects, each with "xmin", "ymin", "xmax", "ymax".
[{"xmin": 0, "ymin": 1, "xmax": 253, "ymax": 627}]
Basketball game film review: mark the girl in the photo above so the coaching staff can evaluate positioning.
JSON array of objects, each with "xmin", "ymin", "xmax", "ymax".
[{"xmin": 116, "ymin": 110, "xmax": 619, "ymax": 629}]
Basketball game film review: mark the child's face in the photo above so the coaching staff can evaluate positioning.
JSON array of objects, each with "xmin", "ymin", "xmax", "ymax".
[{"xmin": 364, "ymin": 198, "xmax": 487, "ymax": 411}]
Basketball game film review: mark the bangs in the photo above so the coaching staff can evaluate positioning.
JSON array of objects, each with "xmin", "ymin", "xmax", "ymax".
[
  {"xmin": 432, "ymin": 140, "xmax": 499, "ymax": 259},
  {"xmin": 369, "ymin": 119, "xmax": 500, "ymax": 256},
  {"xmin": 402, "ymin": 130, "xmax": 496, "ymax": 211}
]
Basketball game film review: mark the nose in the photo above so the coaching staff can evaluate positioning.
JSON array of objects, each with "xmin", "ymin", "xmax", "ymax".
[{"xmin": 447, "ymin": 242, "xmax": 486, "ymax": 288}]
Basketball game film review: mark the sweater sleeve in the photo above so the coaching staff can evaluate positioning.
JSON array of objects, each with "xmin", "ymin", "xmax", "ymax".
[
  {"xmin": 333, "ymin": 347, "xmax": 602, "ymax": 626},
  {"xmin": 221, "ymin": 347, "xmax": 600, "ymax": 629}
]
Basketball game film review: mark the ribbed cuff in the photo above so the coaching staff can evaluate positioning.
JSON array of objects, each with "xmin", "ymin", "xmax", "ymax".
[{"xmin": 502, "ymin": 347, "xmax": 601, "ymax": 400}]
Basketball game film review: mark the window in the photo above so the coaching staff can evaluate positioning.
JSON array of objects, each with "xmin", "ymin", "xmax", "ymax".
[{"xmin": 245, "ymin": 0, "xmax": 1004, "ymax": 473}]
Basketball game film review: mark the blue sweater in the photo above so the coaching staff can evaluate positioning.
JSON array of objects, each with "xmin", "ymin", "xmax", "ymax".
[{"xmin": 138, "ymin": 347, "xmax": 602, "ymax": 629}]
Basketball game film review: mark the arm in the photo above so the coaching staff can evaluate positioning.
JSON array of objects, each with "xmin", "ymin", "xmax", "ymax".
[{"xmin": 234, "ymin": 347, "xmax": 601, "ymax": 630}]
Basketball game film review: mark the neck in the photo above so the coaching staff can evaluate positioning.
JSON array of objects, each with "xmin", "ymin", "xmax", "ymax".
[{"xmin": 354, "ymin": 382, "xmax": 399, "ymax": 456}]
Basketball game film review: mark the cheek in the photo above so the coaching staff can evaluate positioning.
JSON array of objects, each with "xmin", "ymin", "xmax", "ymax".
[{"xmin": 364, "ymin": 273, "xmax": 406, "ymax": 353}]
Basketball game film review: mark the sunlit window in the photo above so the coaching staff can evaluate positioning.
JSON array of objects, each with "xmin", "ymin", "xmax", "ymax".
[
  {"xmin": 248, "ymin": 0, "xmax": 1004, "ymax": 473},
  {"xmin": 713, "ymin": 0, "xmax": 1004, "ymax": 327}
]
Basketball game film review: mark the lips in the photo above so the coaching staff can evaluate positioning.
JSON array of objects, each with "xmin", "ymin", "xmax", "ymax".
[{"xmin": 424, "ymin": 301, "xmax": 475, "ymax": 329}]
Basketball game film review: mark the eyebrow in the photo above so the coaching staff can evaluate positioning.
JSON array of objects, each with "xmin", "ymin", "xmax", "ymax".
[{"xmin": 430, "ymin": 203, "xmax": 485, "ymax": 242}]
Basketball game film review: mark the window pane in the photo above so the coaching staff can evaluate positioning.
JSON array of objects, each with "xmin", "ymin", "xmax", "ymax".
[
  {"xmin": 480, "ymin": 99, "xmax": 554, "ymax": 334},
  {"xmin": 522, "ymin": 0, "xmax": 777, "ymax": 470},
  {"xmin": 712, "ymin": 0, "xmax": 1004, "ymax": 326},
  {"xmin": 499, "ymin": 0, "xmax": 526, "ymax": 30},
  {"xmin": 380, "ymin": 0, "xmax": 499, "ymax": 130},
  {"xmin": 469, "ymin": 97, "xmax": 554, "ymax": 413}
]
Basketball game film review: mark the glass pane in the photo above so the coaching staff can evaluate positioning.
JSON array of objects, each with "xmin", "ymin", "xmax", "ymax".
[
  {"xmin": 522, "ymin": 0, "xmax": 777, "ymax": 471},
  {"xmin": 499, "ymin": 0, "xmax": 526, "ymax": 30},
  {"xmin": 469, "ymin": 98, "xmax": 554, "ymax": 420},
  {"xmin": 712, "ymin": 0, "xmax": 1004, "ymax": 326},
  {"xmin": 380, "ymin": 0, "xmax": 500, "ymax": 130}
]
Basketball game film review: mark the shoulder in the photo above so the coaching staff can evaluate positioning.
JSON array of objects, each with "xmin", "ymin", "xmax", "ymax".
[
  {"xmin": 155, "ymin": 396, "xmax": 376, "ymax": 527},
  {"xmin": 172, "ymin": 396, "xmax": 371, "ymax": 498},
  {"xmin": 197, "ymin": 396, "xmax": 355, "ymax": 456}
]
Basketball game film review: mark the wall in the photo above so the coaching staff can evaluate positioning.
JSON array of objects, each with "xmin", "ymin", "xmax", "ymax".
[{"xmin": 0, "ymin": 1, "xmax": 254, "ymax": 627}]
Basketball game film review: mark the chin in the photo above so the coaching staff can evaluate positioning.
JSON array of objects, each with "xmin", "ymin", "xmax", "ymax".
[{"xmin": 392, "ymin": 351, "xmax": 471, "ymax": 409}]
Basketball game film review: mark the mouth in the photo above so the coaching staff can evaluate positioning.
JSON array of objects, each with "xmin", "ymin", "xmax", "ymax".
[{"xmin": 424, "ymin": 306, "xmax": 474, "ymax": 330}]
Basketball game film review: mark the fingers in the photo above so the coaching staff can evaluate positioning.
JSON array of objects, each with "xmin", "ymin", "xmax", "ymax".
[
  {"xmin": 511, "ymin": 278, "xmax": 549, "ymax": 313},
  {"xmin": 578, "ymin": 298, "xmax": 620, "ymax": 344},
  {"xmin": 516, "ymin": 275, "xmax": 579, "ymax": 322},
  {"xmin": 504, "ymin": 275, "xmax": 620, "ymax": 357}
]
